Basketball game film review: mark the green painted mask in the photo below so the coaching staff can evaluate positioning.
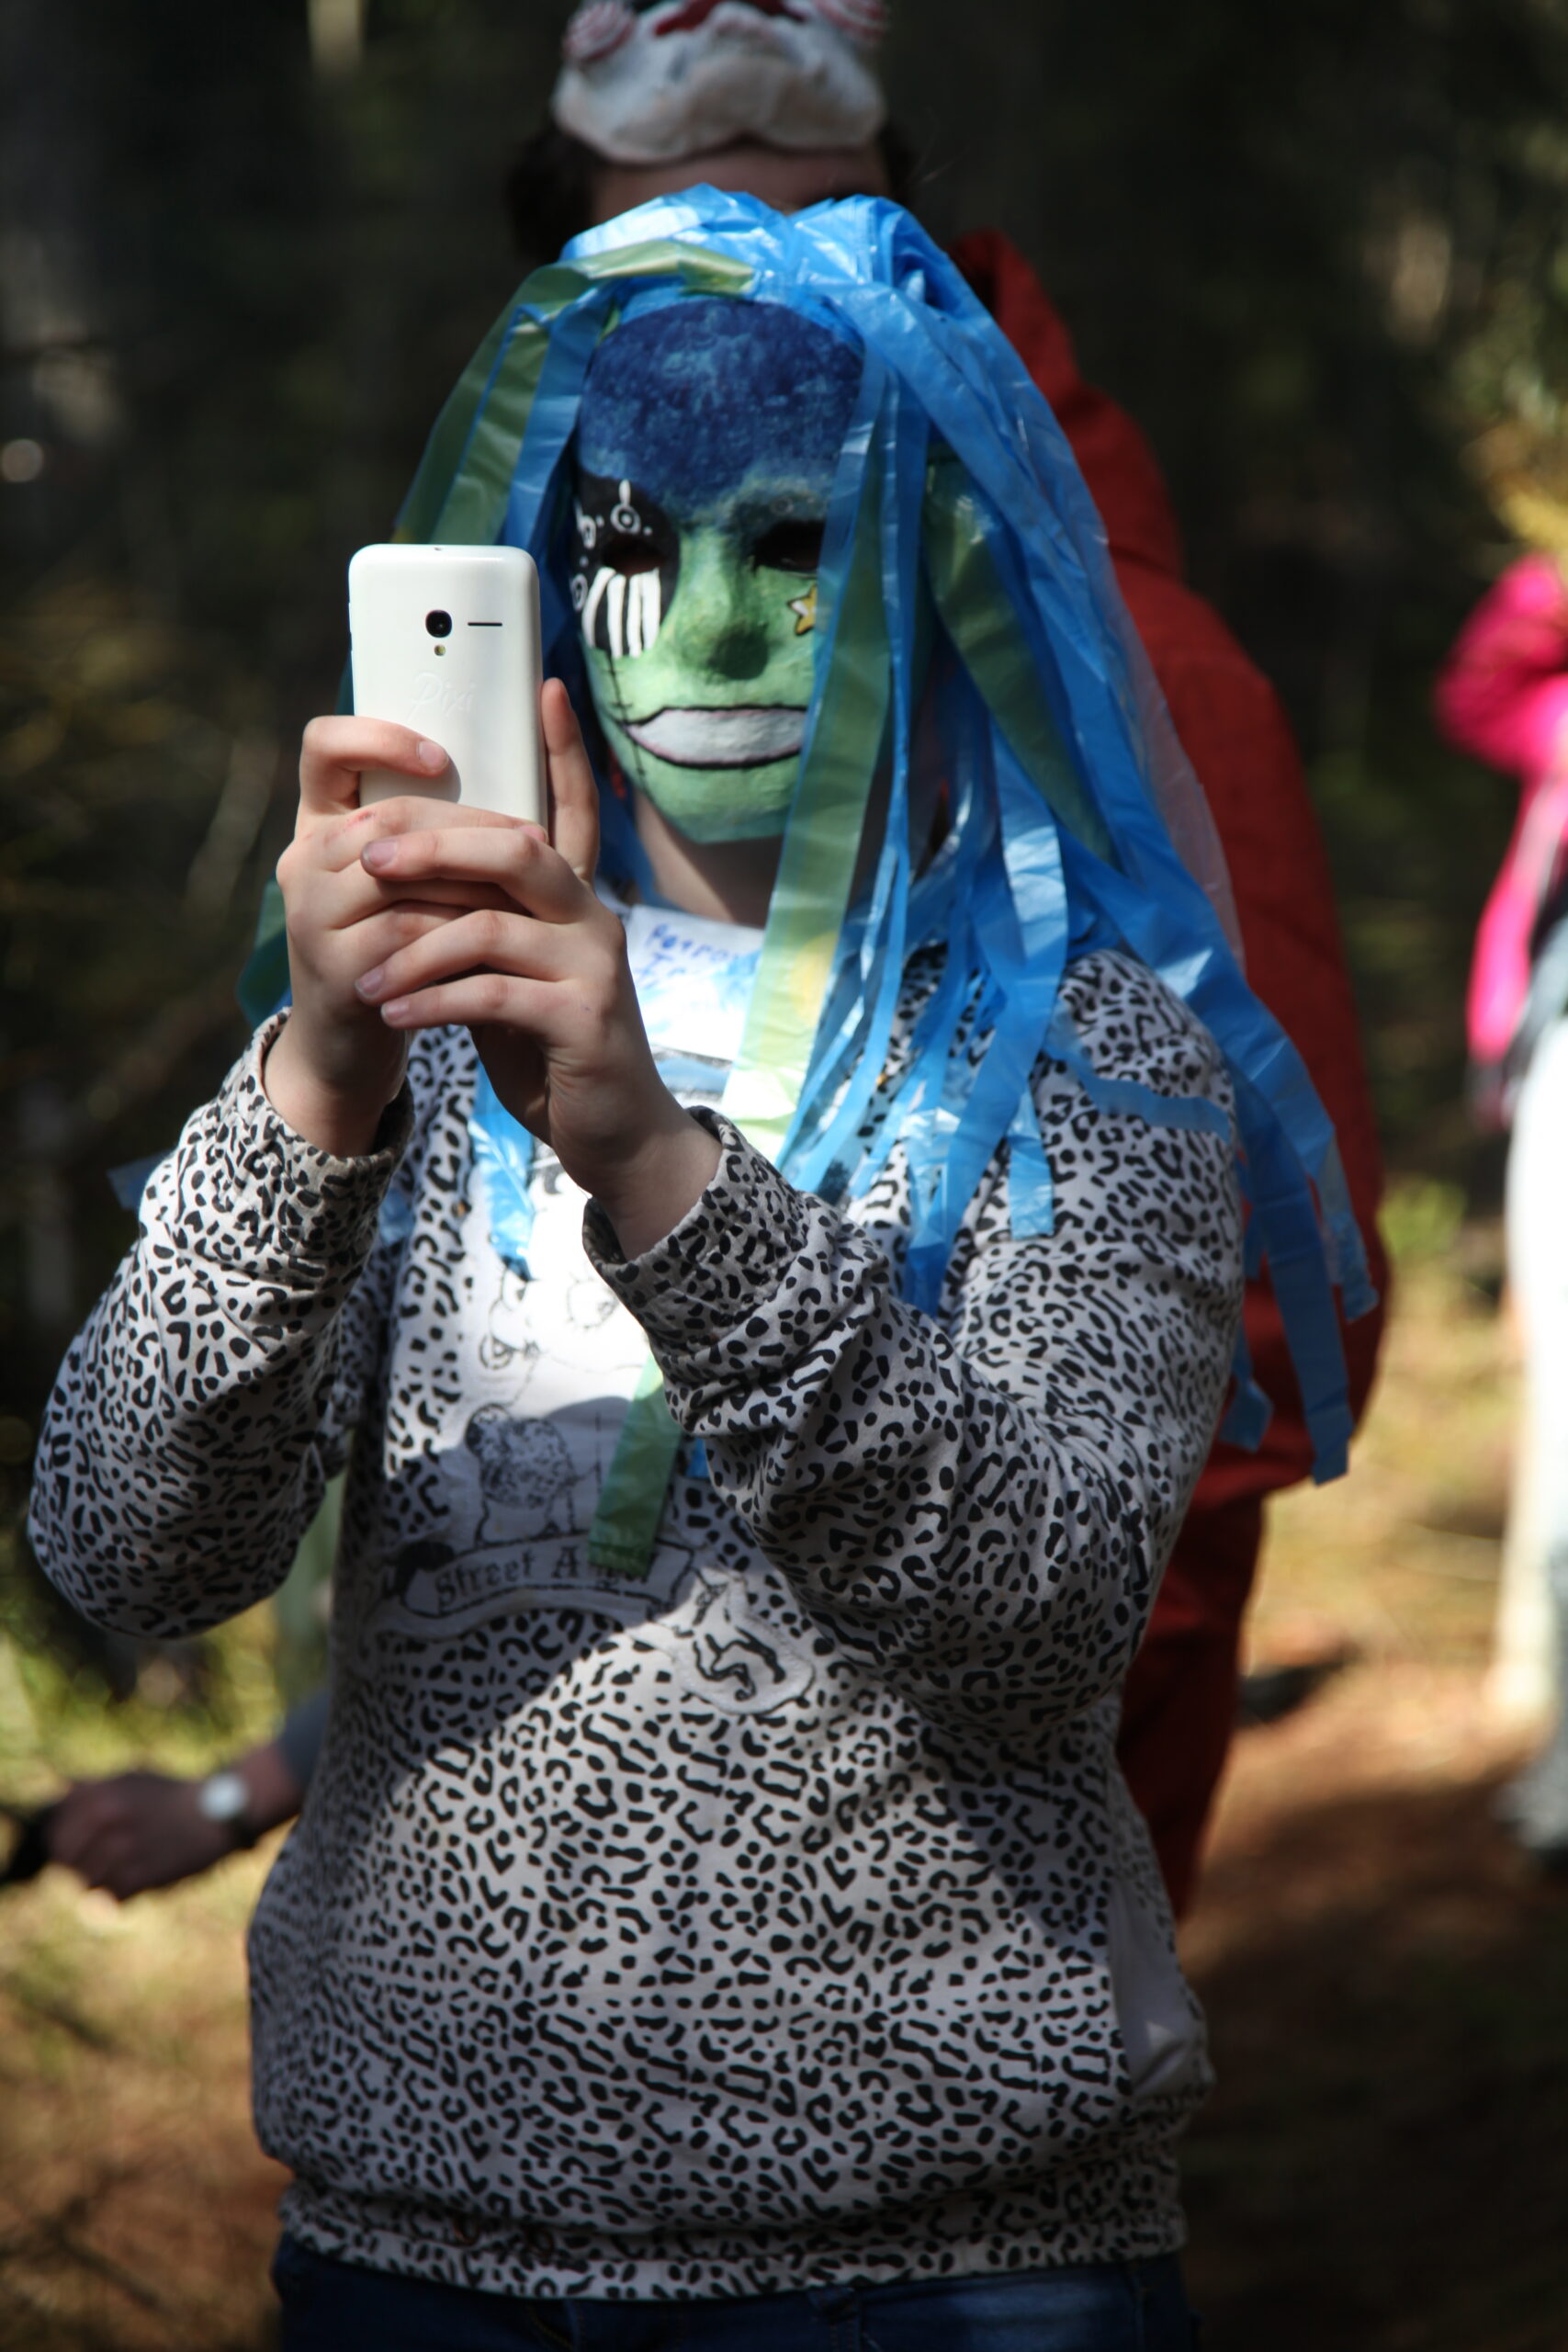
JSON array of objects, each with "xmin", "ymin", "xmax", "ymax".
[{"xmin": 570, "ymin": 300, "xmax": 861, "ymax": 843}]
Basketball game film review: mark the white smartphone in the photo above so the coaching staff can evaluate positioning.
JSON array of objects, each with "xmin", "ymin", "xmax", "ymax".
[{"xmin": 347, "ymin": 542, "xmax": 544, "ymax": 824}]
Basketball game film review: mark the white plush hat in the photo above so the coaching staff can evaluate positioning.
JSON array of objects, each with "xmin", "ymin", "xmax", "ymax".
[{"xmin": 553, "ymin": 1, "xmax": 888, "ymax": 165}]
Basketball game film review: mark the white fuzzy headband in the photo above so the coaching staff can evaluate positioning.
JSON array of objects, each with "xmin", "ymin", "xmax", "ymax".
[{"xmin": 553, "ymin": 1, "xmax": 889, "ymax": 165}]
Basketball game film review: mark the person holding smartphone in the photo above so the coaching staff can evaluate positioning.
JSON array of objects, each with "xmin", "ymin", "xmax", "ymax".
[
  {"xmin": 31, "ymin": 184, "xmax": 1368, "ymax": 2349},
  {"xmin": 247, "ymin": 0, "xmax": 1388, "ymax": 1920}
]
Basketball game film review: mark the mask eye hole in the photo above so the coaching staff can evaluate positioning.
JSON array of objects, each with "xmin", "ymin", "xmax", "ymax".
[
  {"xmin": 600, "ymin": 533, "xmax": 661, "ymax": 577},
  {"xmin": 751, "ymin": 520, "xmax": 825, "ymax": 575}
]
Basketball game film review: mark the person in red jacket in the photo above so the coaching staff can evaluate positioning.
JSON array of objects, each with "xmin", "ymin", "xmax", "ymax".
[
  {"xmin": 947, "ymin": 232, "xmax": 1389, "ymax": 1910},
  {"xmin": 523, "ymin": 9, "xmax": 1388, "ymax": 1914},
  {"xmin": 124, "ymin": 1, "xmax": 1385, "ymax": 1931}
]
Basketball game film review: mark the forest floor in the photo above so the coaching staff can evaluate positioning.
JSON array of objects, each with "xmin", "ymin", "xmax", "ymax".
[{"xmin": 2, "ymin": 1197, "xmax": 1565, "ymax": 2351}]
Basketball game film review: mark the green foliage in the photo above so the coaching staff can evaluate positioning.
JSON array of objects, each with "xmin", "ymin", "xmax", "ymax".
[
  {"xmin": 0, "ymin": 1521, "xmax": 279, "ymax": 1794},
  {"xmin": 0, "ymin": 0, "xmax": 560, "ymax": 1709},
  {"xmin": 889, "ymin": 0, "xmax": 1568, "ymax": 1187},
  {"xmin": 1378, "ymin": 1173, "xmax": 1468, "ymax": 1267},
  {"xmin": 0, "ymin": 0, "xmax": 561, "ymax": 1419}
]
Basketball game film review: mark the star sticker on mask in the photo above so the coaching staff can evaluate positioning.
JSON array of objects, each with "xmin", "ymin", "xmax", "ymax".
[{"xmin": 788, "ymin": 582, "xmax": 818, "ymax": 637}]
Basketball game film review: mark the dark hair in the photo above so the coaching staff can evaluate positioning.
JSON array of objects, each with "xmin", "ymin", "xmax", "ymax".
[
  {"xmin": 502, "ymin": 120, "xmax": 919, "ymax": 275},
  {"xmin": 502, "ymin": 123, "xmax": 604, "ymax": 275}
]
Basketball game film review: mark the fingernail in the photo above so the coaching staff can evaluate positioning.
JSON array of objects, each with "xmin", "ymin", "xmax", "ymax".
[
  {"xmin": 380, "ymin": 998, "xmax": 411, "ymax": 1023},
  {"xmin": 355, "ymin": 965, "xmax": 385, "ymax": 999},
  {"xmin": 362, "ymin": 840, "xmax": 396, "ymax": 871},
  {"xmin": 416, "ymin": 740, "xmax": 446, "ymax": 771}
]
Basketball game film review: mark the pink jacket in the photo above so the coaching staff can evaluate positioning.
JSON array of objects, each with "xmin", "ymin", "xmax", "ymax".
[{"xmin": 1436, "ymin": 553, "xmax": 1568, "ymax": 1073}]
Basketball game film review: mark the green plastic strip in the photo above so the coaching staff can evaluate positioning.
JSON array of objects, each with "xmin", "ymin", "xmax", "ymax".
[
  {"xmin": 399, "ymin": 243, "xmax": 754, "ymax": 551},
  {"xmin": 922, "ymin": 457, "xmax": 1112, "ymax": 864},
  {"xmin": 238, "ymin": 877, "xmax": 289, "ymax": 1028},
  {"xmin": 238, "ymin": 243, "xmax": 758, "ymax": 1020},
  {"xmin": 720, "ymin": 453, "xmax": 892, "ymax": 1148},
  {"xmin": 587, "ymin": 405, "xmax": 894, "ymax": 1577},
  {"xmin": 427, "ymin": 313, "xmax": 555, "ymax": 548},
  {"xmin": 580, "ymin": 1356, "xmax": 685, "ymax": 1577},
  {"xmin": 397, "ymin": 302, "xmax": 522, "ymax": 546}
]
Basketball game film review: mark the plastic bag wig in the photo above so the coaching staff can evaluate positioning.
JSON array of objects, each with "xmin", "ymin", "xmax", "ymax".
[{"xmin": 385, "ymin": 189, "xmax": 1375, "ymax": 1561}]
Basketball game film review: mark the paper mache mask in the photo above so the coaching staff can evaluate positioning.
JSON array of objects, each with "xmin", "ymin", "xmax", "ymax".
[
  {"xmin": 571, "ymin": 298, "xmax": 861, "ymax": 841},
  {"xmin": 555, "ymin": 1, "xmax": 888, "ymax": 165}
]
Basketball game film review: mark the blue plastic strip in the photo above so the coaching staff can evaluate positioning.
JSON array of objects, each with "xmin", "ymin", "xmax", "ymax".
[
  {"xmin": 107, "ymin": 1152, "xmax": 170, "ymax": 1214},
  {"xmin": 653, "ymin": 1053, "xmax": 732, "ymax": 1096},
  {"xmin": 857, "ymin": 694, "xmax": 993, "ymax": 1215},
  {"xmin": 492, "ymin": 281, "xmax": 668, "ymax": 906},
  {"xmin": 1229, "ymin": 1067, "xmax": 1356, "ymax": 1482},
  {"xmin": 468, "ymin": 1061, "xmax": 537, "ymax": 1273},
  {"xmin": 1055, "ymin": 832, "xmax": 1362, "ymax": 1473},
  {"xmin": 953, "ymin": 455, "xmax": 1371, "ymax": 1307},
  {"xmin": 905, "ymin": 733, "xmax": 1070, "ymax": 1309},
  {"xmin": 379, "ymin": 187, "xmax": 1375, "ymax": 1482},
  {"xmin": 502, "ymin": 285, "xmax": 617, "ymax": 566},
  {"xmin": 784, "ymin": 377, "xmax": 924, "ymax": 1195},
  {"xmin": 378, "ymin": 1182, "xmax": 416, "ymax": 1250},
  {"xmin": 851, "ymin": 658, "xmax": 992, "ymax": 1150},
  {"xmin": 1219, "ymin": 1298, "xmax": 1273, "ymax": 1452},
  {"xmin": 1006, "ymin": 1087, "xmax": 1055, "ymax": 1238},
  {"xmin": 1044, "ymin": 1000, "xmax": 1234, "ymax": 1142}
]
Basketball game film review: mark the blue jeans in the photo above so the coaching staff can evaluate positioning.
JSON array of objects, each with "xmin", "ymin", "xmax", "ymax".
[{"xmin": 272, "ymin": 2234, "xmax": 1200, "ymax": 2349}]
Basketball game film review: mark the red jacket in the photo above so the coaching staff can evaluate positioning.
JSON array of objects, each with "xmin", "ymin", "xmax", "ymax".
[{"xmin": 953, "ymin": 229, "xmax": 1389, "ymax": 1910}]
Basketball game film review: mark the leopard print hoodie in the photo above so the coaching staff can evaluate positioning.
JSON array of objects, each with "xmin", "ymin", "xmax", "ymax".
[{"xmin": 30, "ymin": 947, "xmax": 1242, "ymax": 2300}]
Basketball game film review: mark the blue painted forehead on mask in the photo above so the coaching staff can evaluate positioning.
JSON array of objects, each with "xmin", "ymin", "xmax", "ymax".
[{"xmin": 576, "ymin": 299, "xmax": 862, "ymax": 513}]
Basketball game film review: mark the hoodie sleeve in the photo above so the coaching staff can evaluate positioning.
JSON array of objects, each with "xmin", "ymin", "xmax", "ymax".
[
  {"xmin": 28, "ymin": 1016, "xmax": 411, "ymax": 1640},
  {"xmin": 587, "ymin": 953, "xmax": 1243, "ymax": 1753}
]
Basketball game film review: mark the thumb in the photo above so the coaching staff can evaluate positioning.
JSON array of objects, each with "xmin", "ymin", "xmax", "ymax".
[
  {"xmin": 298, "ymin": 715, "xmax": 449, "ymax": 821},
  {"xmin": 541, "ymin": 680, "xmax": 601, "ymax": 885}
]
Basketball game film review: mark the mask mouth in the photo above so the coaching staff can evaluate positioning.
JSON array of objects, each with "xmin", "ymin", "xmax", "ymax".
[
  {"xmin": 620, "ymin": 704, "xmax": 807, "ymax": 768},
  {"xmin": 654, "ymin": 2, "xmax": 807, "ymax": 48}
]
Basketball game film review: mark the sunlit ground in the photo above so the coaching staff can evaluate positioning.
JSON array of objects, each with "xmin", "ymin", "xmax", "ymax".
[
  {"xmin": 0, "ymin": 1624, "xmax": 288, "ymax": 2351},
  {"xmin": 1182, "ymin": 1195, "xmax": 1568, "ymax": 2352},
  {"xmin": 2, "ymin": 1193, "xmax": 1564, "ymax": 2349}
]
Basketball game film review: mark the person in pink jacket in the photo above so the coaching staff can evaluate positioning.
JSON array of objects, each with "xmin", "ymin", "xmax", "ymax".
[
  {"xmin": 1438, "ymin": 550, "xmax": 1568, "ymax": 1867},
  {"xmin": 1437, "ymin": 553, "xmax": 1568, "ymax": 1116}
]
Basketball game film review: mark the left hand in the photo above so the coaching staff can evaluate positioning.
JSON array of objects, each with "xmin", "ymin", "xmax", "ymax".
[
  {"xmin": 354, "ymin": 680, "xmax": 720, "ymax": 1255},
  {"xmin": 41, "ymin": 1739, "xmax": 309, "ymax": 1900},
  {"xmin": 45, "ymin": 1772, "xmax": 239, "ymax": 1897}
]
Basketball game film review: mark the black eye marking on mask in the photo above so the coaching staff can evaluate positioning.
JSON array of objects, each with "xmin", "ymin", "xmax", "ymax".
[
  {"xmin": 570, "ymin": 472, "xmax": 679, "ymax": 661},
  {"xmin": 750, "ymin": 518, "xmax": 826, "ymax": 575}
]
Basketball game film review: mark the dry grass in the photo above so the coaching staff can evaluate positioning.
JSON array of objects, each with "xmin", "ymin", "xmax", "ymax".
[
  {"xmin": 0, "ymin": 1847, "xmax": 286, "ymax": 2350},
  {"xmin": 1181, "ymin": 1220, "xmax": 1568, "ymax": 2351}
]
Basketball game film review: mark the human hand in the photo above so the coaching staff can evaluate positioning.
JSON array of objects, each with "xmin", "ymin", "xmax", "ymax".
[
  {"xmin": 352, "ymin": 680, "xmax": 720, "ymax": 1254},
  {"xmin": 39, "ymin": 1739, "xmax": 307, "ymax": 1901},
  {"xmin": 44, "ymin": 1771, "xmax": 240, "ymax": 1899},
  {"xmin": 265, "ymin": 718, "xmax": 513, "ymax": 1157}
]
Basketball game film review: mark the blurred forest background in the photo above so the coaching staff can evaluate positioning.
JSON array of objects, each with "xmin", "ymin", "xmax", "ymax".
[
  {"xmin": 5, "ymin": 3, "xmax": 1568, "ymax": 2346},
  {"xmin": 3, "ymin": 0, "xmax": 1566, "ymax": 1476}
]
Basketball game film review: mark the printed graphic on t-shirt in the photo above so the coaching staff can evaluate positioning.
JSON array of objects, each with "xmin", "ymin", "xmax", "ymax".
[{"xmin": 363, "ymin": 905, "xmax": 767, "ymax": 1646}]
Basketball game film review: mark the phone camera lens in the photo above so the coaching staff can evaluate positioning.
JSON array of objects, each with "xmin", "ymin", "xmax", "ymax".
[{"xmin": 425, "ymin": 609, "xmax": 453, "ymax": 639}]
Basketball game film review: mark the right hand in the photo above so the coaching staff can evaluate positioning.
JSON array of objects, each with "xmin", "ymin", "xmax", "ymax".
[
  {"xmin": 265, "ymin": 717, "xmax": 525, "ymax": 1155},
  {"xmin": 45, "ymin": 1772, "xmax": 241, "ymax": 1899},
  {"xmin": 41, "ymin": 1740, "xmax": 308, "ymax": 1901}
]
